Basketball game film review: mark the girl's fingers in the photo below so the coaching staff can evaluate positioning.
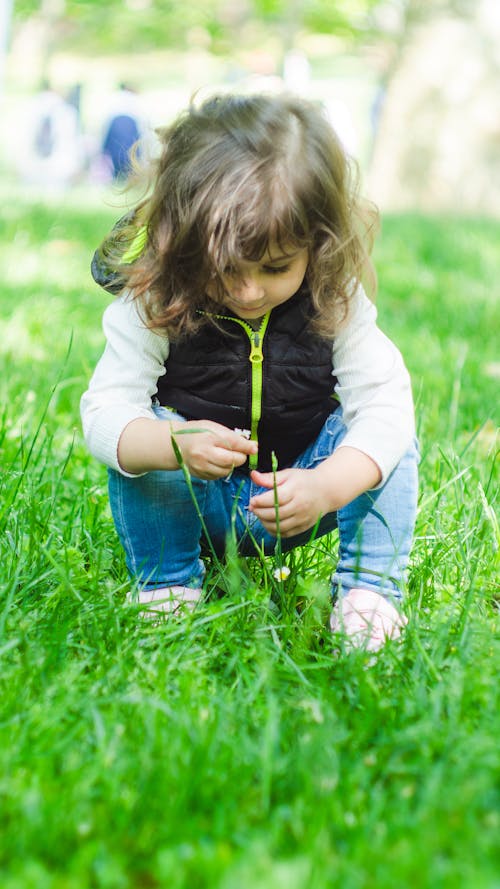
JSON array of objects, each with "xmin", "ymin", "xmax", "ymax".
[
  {"xmin": 249, "ymin": 470, "xmax": 274, "ymax": 488},
  {"xmin": 215, "ymin": 446, "xmax": 247, "ymax": 467},
  {"xmin": 250, "ymin": 501, "xmax": 295, "ymax": 521},
  {"xmin": 223, "ymin": 433, "xmax": 257, "ymax": 456},
  {"xmin": 190, "ymin": 447, "xmax": 247, "ymax": 478},
  {"xmin": 250, "ymin": 486, "xmax": 292, "ymax": 510},
  {"xmin": 250, "ymin": 469, "xmax": 287, "ymax": 488}
]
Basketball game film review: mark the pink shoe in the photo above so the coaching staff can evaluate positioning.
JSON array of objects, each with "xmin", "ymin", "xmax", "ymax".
[
  {"xmin": 330, "ymin": 588, "xmax": 407, "ymax": 652},
  {"xmin": 133, "ymin": 586, "xmax": 202, "ymax": 618}
]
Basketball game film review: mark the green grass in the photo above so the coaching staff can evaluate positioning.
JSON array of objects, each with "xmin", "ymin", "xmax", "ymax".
[{"xmin": 0, "ymin": 188, "xmax": 499, "ymax": 889}]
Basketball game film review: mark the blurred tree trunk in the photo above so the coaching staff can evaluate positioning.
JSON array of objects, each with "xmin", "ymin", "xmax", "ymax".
[{"xmin": 367, "ymin": 1, "xmax": 500, "ymax": 215}]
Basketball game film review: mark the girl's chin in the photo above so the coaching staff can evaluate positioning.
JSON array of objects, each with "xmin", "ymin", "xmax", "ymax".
[{"xmin": 228, "ymin": 305, "xmax": 267, "ymax": 317}]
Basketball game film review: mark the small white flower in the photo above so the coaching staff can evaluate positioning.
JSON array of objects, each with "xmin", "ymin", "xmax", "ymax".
[
  {"xmin": 273, "ymin": 565, "xmax": 291, "ymax": 581},
  {"xmin": 234, "ymin": 427, "xmax": 251, "ymax": 439}
]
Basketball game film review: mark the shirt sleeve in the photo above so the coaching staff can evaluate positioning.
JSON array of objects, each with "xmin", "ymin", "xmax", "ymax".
[
  {"xmin": 80, "ymin": 293, "xmax": 169, "ymax": 475},
  {"xmin": 332, "ymin": 284, "xmax": 416, "ymax": 486}
]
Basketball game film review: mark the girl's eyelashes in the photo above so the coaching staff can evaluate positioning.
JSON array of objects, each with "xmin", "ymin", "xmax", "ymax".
[
  {"xmin": 262, "ymin": 264, "xmax": 291, "ymax": 275},
  {"xmin": 222, "ymin": 263, "xmax": 292, "ymax": 277}
]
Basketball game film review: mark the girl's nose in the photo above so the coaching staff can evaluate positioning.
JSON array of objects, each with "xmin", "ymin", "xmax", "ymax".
[{"xmin": 231, "ymin": 277, "xmax": 265, "ymax": 305}]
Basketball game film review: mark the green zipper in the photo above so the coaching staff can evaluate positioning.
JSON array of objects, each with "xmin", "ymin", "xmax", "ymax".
[
  {"xmin": 245, "ymin": 313, "xmax": 271, "ymax": 469},
  {"xmin": 199, "ymin": 310, "xmax": 271, "ymax": 470}
]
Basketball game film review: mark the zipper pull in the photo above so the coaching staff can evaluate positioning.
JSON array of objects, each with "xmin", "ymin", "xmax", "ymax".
[{"xmin": 249, "ymin": 333, "xmax": 263, "ymax": 363}]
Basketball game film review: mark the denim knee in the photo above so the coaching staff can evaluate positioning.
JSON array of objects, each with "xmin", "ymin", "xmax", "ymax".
[
  {"xmin": 332, "ymin": 440, "xmax": 419, "ymax": 602},
  {"xmin": 107, "ymin": 466, "xmax": 206, "ymax": 590}
]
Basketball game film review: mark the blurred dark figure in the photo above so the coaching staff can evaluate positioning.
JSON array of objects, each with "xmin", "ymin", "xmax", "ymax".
[
  {"xmin": 67, "ymin": 83, "xmax": 83, "ymax": 131},
  {"xmin": 18, "ymin": 79, "xmax": 84, "ymax": 187},
  {"xmin": 101, "ymin": 83, "xmax": 142, "ymax": 180}
]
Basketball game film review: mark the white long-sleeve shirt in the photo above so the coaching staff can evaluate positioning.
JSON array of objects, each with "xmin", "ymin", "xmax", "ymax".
[{"xmin": 80, "ymin": 285, "xmax": 415, "ymax": 484}]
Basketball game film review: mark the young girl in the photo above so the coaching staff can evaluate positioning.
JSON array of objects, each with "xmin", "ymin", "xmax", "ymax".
[{"xmin": 81, "ymin": 92, "xmax": 418, "ymax": 652}]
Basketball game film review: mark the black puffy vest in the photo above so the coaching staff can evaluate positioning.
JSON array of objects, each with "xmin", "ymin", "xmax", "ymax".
[{"xmin": 156, "ymin": 288, "xmax": 338, "ymax": 472}]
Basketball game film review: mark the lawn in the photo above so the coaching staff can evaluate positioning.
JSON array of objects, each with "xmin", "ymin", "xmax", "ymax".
[{"xmin": 0, "ymin": 187, "xmax": 498, "ymax": 889}]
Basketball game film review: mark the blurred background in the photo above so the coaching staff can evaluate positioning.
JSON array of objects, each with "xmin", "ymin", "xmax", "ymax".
[{"xmin": 1, "ymin": 0, "xmax": 499, "ymax": 215}]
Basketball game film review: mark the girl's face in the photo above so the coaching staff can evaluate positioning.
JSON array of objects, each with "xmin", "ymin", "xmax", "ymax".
[{"xmin": 213, "ymin": 245, "xmax": 309, "ymax": 320}]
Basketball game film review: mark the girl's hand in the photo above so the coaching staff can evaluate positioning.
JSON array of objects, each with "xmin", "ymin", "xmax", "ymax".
[
  {"xmin": 248, "ymin": 448, "xmax": 381, "ymax": 537},
  {"xmin": 172, "ymin": 420, "xmax": 257, "ymax": 480},
  {"xmin": 117, "ymin": 416, "xmax": 256, "ymax": 476},
  {"xmin": 248, "ymin": 467, "xmax": 332, "ymax": 537}
]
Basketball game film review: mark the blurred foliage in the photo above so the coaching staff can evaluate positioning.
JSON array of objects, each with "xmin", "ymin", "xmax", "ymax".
[
  {"xmin": 11, "ymin": 0, "xmax": 476, "ymax": 56},
  {"xmin": 10, "ymin": 1, "xmax": 360, "ymax": 56}
]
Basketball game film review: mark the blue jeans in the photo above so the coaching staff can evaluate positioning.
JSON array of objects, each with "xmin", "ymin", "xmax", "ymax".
[{"xmin": 108, "ymin": 406, "xmax": 419, "ymax": 602}]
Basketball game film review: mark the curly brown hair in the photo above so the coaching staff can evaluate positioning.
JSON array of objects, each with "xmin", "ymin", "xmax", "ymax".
[{"xmin": 101, "ymin": 92, "xmax": 377, "ymax": 338}]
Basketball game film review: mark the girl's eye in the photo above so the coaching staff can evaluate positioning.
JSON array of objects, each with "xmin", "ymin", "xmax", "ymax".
[
  {"xmin": 223, "ymin": 263, "xmax": 292, "ymax": 278},
  {"xmin": 263, "ymin": 264, "xmax": 291, "ymax": 275}
]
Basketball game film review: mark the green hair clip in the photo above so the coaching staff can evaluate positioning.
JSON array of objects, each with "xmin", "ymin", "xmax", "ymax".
[{"xmin": 121, "ymin": 225, "xmax": 148, "ymax": 264}]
